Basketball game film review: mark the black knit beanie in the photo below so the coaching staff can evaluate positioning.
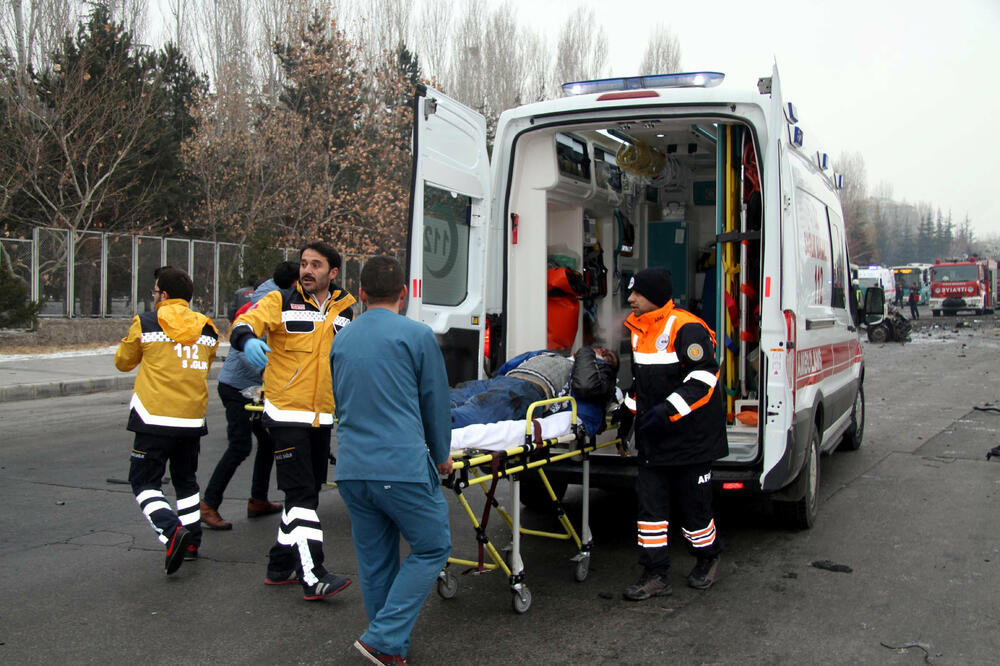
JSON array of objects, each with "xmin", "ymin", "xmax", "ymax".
[{"xmin": 629, "ymin": 267, "xmax": 673, "ymax": 307}]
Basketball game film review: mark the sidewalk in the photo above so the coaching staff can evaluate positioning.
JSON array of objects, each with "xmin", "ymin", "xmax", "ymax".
[{"xmin": 0, "ymin": 344, "xmax": 228, "ymax": 403}]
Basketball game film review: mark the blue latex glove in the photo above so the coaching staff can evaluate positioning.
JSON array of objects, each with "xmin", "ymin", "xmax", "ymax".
[
  {"xmin": 637, "ymin": 402, "xmax": 672, "ymax": 436},
  {"xmin": 243, "ymin": 338, "xmax": 271, "ymax": 370}
]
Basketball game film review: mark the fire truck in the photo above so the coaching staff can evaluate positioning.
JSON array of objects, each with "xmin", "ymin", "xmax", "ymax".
[{"xmin": 928, "ymin": 257, "xmax": 997, "ymax": 316}]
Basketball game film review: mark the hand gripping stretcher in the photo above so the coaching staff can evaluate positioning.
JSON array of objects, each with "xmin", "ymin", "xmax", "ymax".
[{"xmin": 437, "ymin": 396, "xmax": 617, "ymax": 613}]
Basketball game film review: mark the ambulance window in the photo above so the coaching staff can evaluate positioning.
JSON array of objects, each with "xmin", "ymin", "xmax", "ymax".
[
  {"xmin": 794, "ymin": 188, "xmax": 832, "ymax": 310},
  {"xmin": 827, "ymin": 211, "xmax": 847, "ymax": 309},
  {"xmin": 422, "ymin": 183, "xmax": 471, "ymax": 306}
]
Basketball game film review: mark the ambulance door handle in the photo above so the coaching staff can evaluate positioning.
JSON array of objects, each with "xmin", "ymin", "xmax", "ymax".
[{"xmin": 804, "ymin": 317, "xmax": 835, "ymax": 330}]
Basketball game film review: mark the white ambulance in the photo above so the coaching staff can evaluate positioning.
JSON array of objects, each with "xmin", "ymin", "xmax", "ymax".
[{"xmin": 406, "ymin": 67, "xmax": 880, "ymax": 528}]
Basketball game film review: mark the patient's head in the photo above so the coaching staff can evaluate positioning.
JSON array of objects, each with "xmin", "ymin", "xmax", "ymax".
[{"xmin": 593, "ymin": 347, "xmax": 618, "ymax": 369}]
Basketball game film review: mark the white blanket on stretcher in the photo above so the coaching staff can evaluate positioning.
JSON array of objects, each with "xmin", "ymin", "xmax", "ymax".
[{"xmin": 450, "ymin": 411, "xmax": 574, "ymax": 452}]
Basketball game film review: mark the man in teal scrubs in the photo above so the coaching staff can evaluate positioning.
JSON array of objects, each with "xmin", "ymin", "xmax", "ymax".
[{"xmin": 331, "ymin": 256, "xmax": 452, "ymax": 665}]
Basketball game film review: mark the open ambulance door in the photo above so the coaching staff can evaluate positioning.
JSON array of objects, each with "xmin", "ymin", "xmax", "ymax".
[
  {"xmin": 406, "ymin": 85, "xmax": 491, "ymax": 384},
  {"xmin": 760, "ymin": 63, "xmax": 798, "ymax": 492}
]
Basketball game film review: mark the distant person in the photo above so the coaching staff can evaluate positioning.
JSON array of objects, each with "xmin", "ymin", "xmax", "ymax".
[
  {"xmin": 331, "ymin": 256, "xmax": 452, "ymax": 665},
  {"xmin": 200, "ymin": 261, "xmax": 299, "ymax": 530},
  {"xmin": 908, "ymin": 286, "xmax": 920, "ymax": 320},
  {"xmin": 229, "ymin": 242, "xmax": 355, "ymax": 601},
  {"xmin": 114, "ymin": 266, "xmax": 219, "ymax": 575},
  {"xmin": 228, "ymin": 276, "xmax": 257, "ymax": 323}
]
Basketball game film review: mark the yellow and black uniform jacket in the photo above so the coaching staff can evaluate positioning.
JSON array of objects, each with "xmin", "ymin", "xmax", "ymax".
[
  {"xmin": 115, "ymin": 299, "xmax": 219, "ymax": 436},
  {"xmin": 229, "ymin": 281, "xmax": 355, "ymax": 428},
  {"xmin": 624, "ymin": 299, "xmax": 728, "ymax": 466}
]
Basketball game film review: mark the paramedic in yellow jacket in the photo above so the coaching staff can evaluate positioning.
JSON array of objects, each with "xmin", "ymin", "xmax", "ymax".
[
  {"xmin": 229, "ymin": 241, "xmax": 356, "ymax": 601},
  {"xmin": 115, "ymin": 266, "xmax": 219, "ymax": 576}
]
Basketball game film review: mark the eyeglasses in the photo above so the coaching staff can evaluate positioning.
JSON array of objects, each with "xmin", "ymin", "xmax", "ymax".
[{"xmin": 151, "ymin": 288, "xmax": 162, "ymax": 296}]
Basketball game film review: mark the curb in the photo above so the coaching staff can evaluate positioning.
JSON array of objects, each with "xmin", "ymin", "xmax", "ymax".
[{"xmin": 0, "ymin": 367, "xmax": 221, "ymax": 404}]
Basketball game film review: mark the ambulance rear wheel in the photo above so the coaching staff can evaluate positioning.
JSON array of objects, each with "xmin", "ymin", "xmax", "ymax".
[
  {"xmin": 775, "ymin": 430, "xmax": 820, "ymax": 530},
  {"xmin": 839, "ymin": 386, "xmax": 865, "ymax": 451},
  {"xmin": 511, "ymin": 586, "xmax": 532, "ymax": 614},
  {"xmin": 437, "ymin": 571, "xmax": 458, "ymax": 600}
]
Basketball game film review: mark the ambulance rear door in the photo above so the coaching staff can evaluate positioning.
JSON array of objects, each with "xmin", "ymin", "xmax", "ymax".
[{"xmin": 407, "ymin": 85, "xmax": 491, "ymax": 383}]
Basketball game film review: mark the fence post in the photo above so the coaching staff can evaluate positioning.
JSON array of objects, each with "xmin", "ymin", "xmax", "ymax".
[
  {"xmin": 67, "ymin": 229, "xmax": 75, "ymax": 318},
  {"xmin": 31, "ymin": 227, "xmax": 40, "ymax": 305},
  {"xmin": 131, "ymin": 235, "xmax": 139, "ymax": 317},
  {"xmin": 100, "ymin": 233, "xmax": 108, "ymax": 317}
]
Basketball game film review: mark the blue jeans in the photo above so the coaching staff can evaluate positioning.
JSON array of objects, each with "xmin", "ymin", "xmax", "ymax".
[
  {"xmin": 449, "ymin": 376, "xmax": 545, "ymax": 429},
  {"xmin": 338, "ymin": 471, "xmax": 451, "ymax": 657}
]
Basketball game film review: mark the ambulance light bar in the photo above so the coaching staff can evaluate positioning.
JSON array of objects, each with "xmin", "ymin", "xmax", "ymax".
[{"xmin": 562, "ymin": 72, "xmax": 724, "ymax": 96}]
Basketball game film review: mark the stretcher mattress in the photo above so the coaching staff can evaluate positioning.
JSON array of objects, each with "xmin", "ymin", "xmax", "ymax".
[{"xmin": 450, "ymin": 411, "xmax": 573, "ymax": 453}]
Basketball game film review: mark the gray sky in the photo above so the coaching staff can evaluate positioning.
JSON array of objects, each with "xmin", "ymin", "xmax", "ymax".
[{"xmin": 509, "ymin": 0, "xmax": 1000, "ymax": 238}]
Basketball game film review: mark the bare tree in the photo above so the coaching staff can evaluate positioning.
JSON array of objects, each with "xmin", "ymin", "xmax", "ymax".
[
  {"xmin": 344, "ymin": 0, "xmax": 412, "ymax": 70},
  {"xmin": 835, "ymin": 151, "xmax": 876, "ymax": 263},
  {"xmin": 445, "ymin": 1, "xmax": 487, "ymax": 112},
  {"xmin": 552, "ymin": 6, "xmax": 608, "ymax": 91},
  {"xmin": 639, "ymin": 24, "xmax": 681, "ymax": 75},
  {"xmin": 187, "ymin": 0, "xmax": 257, "ymax": 131},
  {"xmin": 412, "ymin": 0, "xmax": 451, "ymax": 82},
  {"xmin": 161, "ymin": 0, "xmax": 191, "ymax": 52},
  {"xmin": 105, "ymin": 0, "xmax": 147, "ymax": 42},
  {"xmin": 1, "ymin": 0, "xmax": 76, "ymax": 77},
  {"xmin": 3, "ymin": 33, "xmax": 167, "ymax": 236}
]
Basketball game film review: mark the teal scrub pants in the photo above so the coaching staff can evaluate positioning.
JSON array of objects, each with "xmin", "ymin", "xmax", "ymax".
[{"xmin": 337, "ymin": 475, "xmax": 451, "ymax": 657}]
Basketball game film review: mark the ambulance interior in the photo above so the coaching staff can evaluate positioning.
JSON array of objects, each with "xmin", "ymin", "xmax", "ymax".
[{"xmin": 504, "ymin": 117, "xmax": 763, "ymax": 446}]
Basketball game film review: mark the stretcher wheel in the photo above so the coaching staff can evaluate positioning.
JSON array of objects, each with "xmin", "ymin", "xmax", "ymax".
[
  {"xmin": 511, "ymin": 585, "xmax": 532, "ymax": 614},
  {"xmin": 437, "ymin": 572, "xmax": 458, "ymax": 600},
  {"xmin": 573, "ymin": 556, "xmax": 590, "ymax": 582}
]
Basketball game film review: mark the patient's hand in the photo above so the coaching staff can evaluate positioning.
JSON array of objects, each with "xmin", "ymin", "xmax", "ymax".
[{"xmin": 437, "ymin": 457, "xmax": 454, "ymax": 475}]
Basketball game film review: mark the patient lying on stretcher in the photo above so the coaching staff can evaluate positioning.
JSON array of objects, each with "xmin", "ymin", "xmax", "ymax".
[{"xmin": 449, "ymin": 346, "xmax": 619, "ymax": 436}]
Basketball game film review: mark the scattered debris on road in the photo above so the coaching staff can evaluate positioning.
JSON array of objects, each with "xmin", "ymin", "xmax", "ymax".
[{"xmin": 810, "ymin": 560, "xmax": 852, "ymax": 573}]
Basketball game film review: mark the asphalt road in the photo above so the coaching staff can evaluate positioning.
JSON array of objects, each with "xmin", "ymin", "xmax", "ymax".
[{"xmin": 2, "ymin": 317, "xmax": 999, "ymax": 664}]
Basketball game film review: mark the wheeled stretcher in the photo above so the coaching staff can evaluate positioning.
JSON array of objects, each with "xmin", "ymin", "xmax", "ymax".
[{"xmin": 437, "ymin": 396, "xmax": 617, "ymax": 613}]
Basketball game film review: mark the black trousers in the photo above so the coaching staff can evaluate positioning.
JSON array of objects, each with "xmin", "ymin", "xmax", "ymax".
[
  {"xmin": 203, "ymin": 382, "xmax": 275, "ymax": 509},
  {"xmin": 129, "ymin": 431, "xmax": 203, "ymax": 547},
  {"xmin": 267, "ymin": 425, "xmax": 331, "ymax": 585},
  {"xmin": 635, "ymin": 462, "xmax": 722, "ymax": 575}
]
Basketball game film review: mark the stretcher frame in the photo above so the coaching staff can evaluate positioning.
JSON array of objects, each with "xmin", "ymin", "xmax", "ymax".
[{"xmin": 438, "ymin": 396, "xmax": 616, "ymax": 613}]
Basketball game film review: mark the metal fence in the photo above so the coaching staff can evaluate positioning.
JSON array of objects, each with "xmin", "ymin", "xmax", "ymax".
[{"xmin": 0, "ymin": 228, "xmax": 390, "ymax": 319}]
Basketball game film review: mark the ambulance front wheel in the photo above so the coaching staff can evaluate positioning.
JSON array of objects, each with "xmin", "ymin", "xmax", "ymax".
[{"xmin": 437, "ymin": 571, "xmax": 458, "ymax": 600}]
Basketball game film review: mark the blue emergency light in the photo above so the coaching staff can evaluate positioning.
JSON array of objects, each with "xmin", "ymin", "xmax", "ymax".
[{"xmin": 562, "ymin": 72, "xmax": 725, "ymax": 96}]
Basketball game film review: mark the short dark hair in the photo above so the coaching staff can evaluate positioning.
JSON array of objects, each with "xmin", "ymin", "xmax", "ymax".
[
  {"xmin": 301, "ymin": 241, "xmax": 341, "ymax": 270},
  {"xmin": 273, "ymin": 261, "xmax": 299, "ymax": 289},
  {"xmin": 155, "ymin": 266, "xmax": 194, "ymax": 301},
  {"xmin": 153, "ymin": 265, "xmax": 174, "ymax": 279},
  {"xmin": 361, "ymin": 256, "xmax": 405, "ymax": 302}
]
